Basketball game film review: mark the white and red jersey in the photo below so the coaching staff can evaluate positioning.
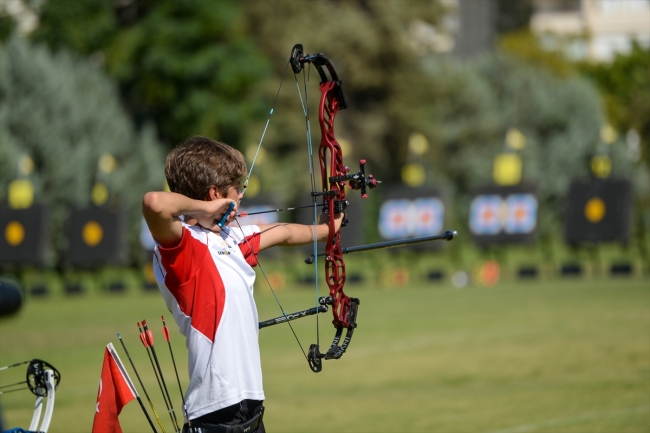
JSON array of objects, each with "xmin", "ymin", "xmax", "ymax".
[{"xmin": 153, "ymin": 221, "xmax": 264, "ymax": 420}]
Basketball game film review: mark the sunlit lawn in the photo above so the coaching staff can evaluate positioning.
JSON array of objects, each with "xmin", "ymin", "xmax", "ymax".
[{"xmin": 0, "ymin": 278, "xmax": 648, "ymax": 432}]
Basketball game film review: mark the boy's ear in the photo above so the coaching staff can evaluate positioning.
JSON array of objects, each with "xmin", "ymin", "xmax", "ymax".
[{"xmin": 207, "ymin": 186, "xmax": 222, "ymax": 200}]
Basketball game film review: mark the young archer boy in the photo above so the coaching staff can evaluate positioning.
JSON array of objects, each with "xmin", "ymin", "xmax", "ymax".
[{"xmin": 142, "ymin": 136, "xmax": 343, "ymax": 433}]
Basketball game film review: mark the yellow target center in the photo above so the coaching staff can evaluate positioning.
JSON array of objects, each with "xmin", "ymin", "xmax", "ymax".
[
  {"xmin": 82, "ymin": 221, "xmax": 104, "ymax": 247},
  {"xmin": 5, "ymin": 221, "xmax": 26, "ymax": 246},
  {"xmin": 584, "ymin": 197, "xmax": 606, "ymax": 223},
  {"xmin": 401, "ymin": 163, "xmax": 426, "ymax": 187},
  {"xmin": 91, "ymin": 183, "xmax": 109, "ymax": 207}
]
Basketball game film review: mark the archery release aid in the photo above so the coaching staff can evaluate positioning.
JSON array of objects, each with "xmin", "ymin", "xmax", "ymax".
[{"xmin": 217, "ymin": 201, "xmax": 236, "ymax": 227}]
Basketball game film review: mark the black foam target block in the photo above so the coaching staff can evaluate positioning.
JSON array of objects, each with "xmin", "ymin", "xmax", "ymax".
[
  {"xmin": 564, "ymin": 178, "xmax": 632, "ymax": 245},
  {"xmin": 67, "ymin": 206, "xmax": 126, "ymax": 268},
  {"xmin": 0, "ymin": 205, "xmax": 49, "ymax": 266}
]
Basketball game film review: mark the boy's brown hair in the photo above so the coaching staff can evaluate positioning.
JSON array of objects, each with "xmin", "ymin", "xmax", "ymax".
[{"xmin": 165, "ymin": 136, "xmax": 247, "ymax": 200}]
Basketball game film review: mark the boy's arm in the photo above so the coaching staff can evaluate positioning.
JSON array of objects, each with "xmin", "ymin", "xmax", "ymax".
[
  {"xmin": 142, "ymin": 191, "xmax": 236, "ymax": 248},
  {"xmin": 257, "ymin": 213, "xmax": 344, "ymax": 251}
]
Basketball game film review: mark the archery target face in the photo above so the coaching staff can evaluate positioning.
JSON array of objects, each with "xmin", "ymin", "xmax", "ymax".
[
  {"xmin": 469, "ymin": 187, "xmax": 539, "ymax": 245},
  {"xmin": 504, "ymin": 194, "xmax": 538, "ymax": 234},
  {"xmin": 412, "ymin": 198, "xmax": 444, "ymax": 236},
  {"xmin": 379, "ymin": 199, "xmax": 411, "ymax": 239},
  {"xmin": 379, "ymin": 197, "xmax": 445, "ymax": 239},
  {"xmin": 469, "ymin": 195, "xmax": 502, "ymax": 235}
]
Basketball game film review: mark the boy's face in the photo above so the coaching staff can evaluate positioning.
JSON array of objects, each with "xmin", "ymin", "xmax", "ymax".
[
  {"xmin": 208, "ymin": 178, "xmax": 244, "ymax": 202},
  {"xmin": 224, "ymin": 179, "xmax": 244, "ymax": 203}
]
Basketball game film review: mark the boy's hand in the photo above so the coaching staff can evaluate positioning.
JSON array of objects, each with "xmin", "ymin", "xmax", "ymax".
[
  {"xmin": 196, "ymin": 199, "xmax": 238, "ymax": 232},
  {"xmin": 320, "ymin": 211, "xmax": 345, "ymax": 235}
]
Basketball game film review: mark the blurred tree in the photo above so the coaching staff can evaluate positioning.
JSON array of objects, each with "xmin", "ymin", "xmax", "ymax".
[
  {"xmin": 421, "ymin": 55, "xmax": 616, "ymax": 235},
  {"xmin": 579, "ymin": 42, "xmax": 650, "ymax": 169},
  {"xmin": 495, "ymin": 0, "xmax": 533, "ymax": 34},
  {"xmin": 32, "ymin": 0, "xmax": 268, "ymax": 147},
  {"xmin": 0, "ymin": 37, "xmax": 165, "ymax": 267},
  {"xmin": 498, "ymin": 29, "xmax": 578, "ymax": 77},
  {"xmin": 239, "ymin": 0, "xmax": 615, "ymax": 234},
  {"xmin": 0, "ymin": 11, "xmax": 16, "ymax": 41}
]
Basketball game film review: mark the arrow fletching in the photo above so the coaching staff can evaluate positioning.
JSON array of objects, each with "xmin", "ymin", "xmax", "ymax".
[
  {"xmin": 162, "ymin": 316, "xmax": 171, "ymax": 343},
  {"xmin": 138, "ymin": 322, "xmax": 149, "ymax": 348},
  {"xmin": 142, "ymin": 320, "xmax": 155, "ymax": 346}
]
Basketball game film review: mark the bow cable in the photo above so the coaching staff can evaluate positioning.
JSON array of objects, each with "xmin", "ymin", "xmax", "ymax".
[
  {"xmin": 232, "ymin": 56, "xmax": 327, "ymax": 367},
  {"xmin": 293, "ymin": 62, "xmax": 322, "ymax": 352},
  {"xmin": 242, "ymin": 60, "xmax": 291, "ymax": 197},
  {"xmin": 232, "ymin": 220, "xmax": 308, "ymax": 362},
  {"xmin": 232, "ymin": 57, "xmax": 319, "ymax": 364}
]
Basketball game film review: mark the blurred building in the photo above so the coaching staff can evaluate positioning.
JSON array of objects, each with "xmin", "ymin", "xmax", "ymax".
[
  {"xmin": 453, "ymin": 0, "xmax": 497, "ymax": 59},
  {"xmin": 531, "ymin": 0, "xmax": 650, "ymax": 62},
  {"xmin": 407, "ymin": 0, "xmax": 498, "ymax": 59}
]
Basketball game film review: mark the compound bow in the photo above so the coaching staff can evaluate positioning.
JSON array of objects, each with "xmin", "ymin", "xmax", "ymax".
[
  {"xmin": 288, "ymin": 44, "xmax": 380, "ymax": 372},
  {"xmin": 244, "ymin": 44, "xmax": 456, "ymax": 373}
]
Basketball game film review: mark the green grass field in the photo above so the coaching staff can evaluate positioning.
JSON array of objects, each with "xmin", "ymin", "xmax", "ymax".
[{"xmin": 0, "ymin": 278, "xmax": 648, "ymax": 432}]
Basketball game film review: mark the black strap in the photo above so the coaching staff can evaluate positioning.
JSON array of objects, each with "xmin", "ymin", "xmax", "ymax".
[{"xmin": 184, "ymin": 406, "xmax": 264, "ymax": 433}]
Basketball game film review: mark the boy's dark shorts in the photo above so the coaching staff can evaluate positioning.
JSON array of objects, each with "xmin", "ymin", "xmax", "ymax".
[{"xmin": 183, "ymin": 399, "xmax": 265, "ymax": 433}]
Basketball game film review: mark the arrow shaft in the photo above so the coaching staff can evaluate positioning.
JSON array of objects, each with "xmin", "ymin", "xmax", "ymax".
[
  {"xmin": 118, "ymin": 335, "xmax": 163, "ymax": 433},
  {"xmin": 139, "ymin": 325, "xmax": 178, "ymax": 432},
  {"xmin": 305, "ymin": 231, "xmax": 457, "ymax": 264},
  {"xmin": 238, "ymin": 203, "xmax": 324, "ymax": 217},
  {"xmin": 143, "ymin": 322, "xmax": 181, "ymax": 433},
  {"xmin": 162, "ymin": 318, "xmax": 189, "ymax": 427}
]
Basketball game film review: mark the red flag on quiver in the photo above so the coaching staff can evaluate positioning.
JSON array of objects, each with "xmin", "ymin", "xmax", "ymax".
[{"xmin": 92, "ymin": 342, "xmax": 138, "ymax": 433}]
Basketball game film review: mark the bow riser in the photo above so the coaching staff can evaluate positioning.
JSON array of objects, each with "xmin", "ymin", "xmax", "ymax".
[{"xmin": 317, "ymin": 80, "xmax": 356, "ymax": 330}]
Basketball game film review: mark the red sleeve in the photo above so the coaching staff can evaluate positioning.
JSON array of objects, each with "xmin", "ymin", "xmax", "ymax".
[
  {"xmin": 157, "ymin": 227, "xmax": 207, "ymax": 288},
  {"xmin": 238, "ymin": 232, "xmax": 261, "ymax": 267},
  {"xmin": 158, "ymin": 227, "xmax": 225, "ymax": 342}
]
